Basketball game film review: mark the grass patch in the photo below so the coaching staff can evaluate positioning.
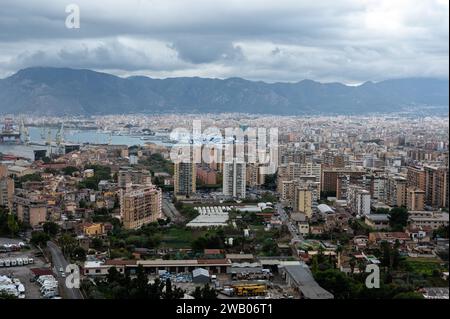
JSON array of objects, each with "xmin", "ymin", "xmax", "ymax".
[
  {"xmin": 159, "ymin": 227, "xmax": 209, "ymax": 248},
  {"xmin": 404, "ymin": 257, "xmax": 444, "ymax": 276}
]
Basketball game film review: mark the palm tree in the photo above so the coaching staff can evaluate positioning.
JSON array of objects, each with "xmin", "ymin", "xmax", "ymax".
[{"xmin": 349, "ymin": 256, "xmax": 356, "ymax": 274}]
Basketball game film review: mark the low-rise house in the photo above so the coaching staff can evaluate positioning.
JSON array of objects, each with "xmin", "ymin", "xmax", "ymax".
[
  {"xmin": 406, "ymin": 225, "xmax": 433, "ymax": 242},
  {"xmin": 353, "ymin": 235, "xmax": 369, "ymax": 249},
  {"xmin": 368, "ymin": 232, "xmax": 410, "ymax": 244},
  {"xmin": 364, "ymin": 214, "xmax": 389, "ymax": 230},
  {"xmin": 409, "ymin": 211, "xmax": 449, "ymax": 230},
  {"xmin": 310, "ymin": 225, "xmax": 325, "ymax": 235},
  {"xmin": 291, "ymin": 213, "xmax": 310, "ymax": 235}
]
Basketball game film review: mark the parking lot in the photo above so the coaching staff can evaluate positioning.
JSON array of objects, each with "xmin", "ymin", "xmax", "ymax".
[{"xmin": 1, "ymin": 239, "xmax": 50, "ymax": 299}]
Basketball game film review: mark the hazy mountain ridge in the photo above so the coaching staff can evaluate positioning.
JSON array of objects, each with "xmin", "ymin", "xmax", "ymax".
[{"xmin": 0, "ymin": 67, "xmax": 448, "ymax": 115}]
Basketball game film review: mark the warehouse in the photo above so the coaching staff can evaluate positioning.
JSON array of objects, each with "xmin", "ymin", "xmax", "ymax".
[{"xmin": 192, "ymin": 268, "xmax": 210, "ymax": 283}]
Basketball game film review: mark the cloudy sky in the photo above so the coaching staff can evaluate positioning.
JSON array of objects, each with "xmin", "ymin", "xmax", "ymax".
[{"xmin": 0, "ymin": 0, "xmax": 448, "ymax": 83}]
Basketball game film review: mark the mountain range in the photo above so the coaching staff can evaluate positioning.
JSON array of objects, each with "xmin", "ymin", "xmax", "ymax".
[{"xmin": 0, "ymin": 67, "xmax": 448, "ymax": 116}]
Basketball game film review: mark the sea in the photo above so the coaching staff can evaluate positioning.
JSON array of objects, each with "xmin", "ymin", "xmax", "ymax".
[{"xmin": 0, "ymin": 126, "xmax": 171, "ymax": 160}]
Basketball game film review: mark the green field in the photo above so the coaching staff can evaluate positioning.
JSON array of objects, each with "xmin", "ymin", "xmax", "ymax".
[
  {"xmin": 404, "ymin": 257, "xmax": 444, "ymax": 276},
  {"xmin": 159, "ymin": 227, "xmax": 210, "ymax": 248}
]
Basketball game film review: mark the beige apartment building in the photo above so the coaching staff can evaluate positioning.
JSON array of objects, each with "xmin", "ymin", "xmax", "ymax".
[
  {"xmin": 294, "ymin": 188, "xmax": 313, "ymax": 218},
  {"xmin": 246, "ymin": 163, "xmax": 265, "ymax": 187},
  {"xmin": 14, "ymin": 196, "xmax": 47, "ymax": 228},
  {"xmin": 0, "ymin": 176, "xmax": 14, "ymax": 210},
  {"xmin": 386, "ymin": 175, "xmax": 407, "ymax": 207},
  {"xmin": 407, "ymin": 187, "xmax": 425, "ymax": 211},
  {"xmin": 120, "ymin": 184, "xmax": 162, "ymax": 230}
]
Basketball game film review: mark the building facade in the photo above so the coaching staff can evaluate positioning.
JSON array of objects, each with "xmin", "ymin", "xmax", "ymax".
[{"xmin": 120, "ymin": 184, "xmax": 162, "ymax": 230}]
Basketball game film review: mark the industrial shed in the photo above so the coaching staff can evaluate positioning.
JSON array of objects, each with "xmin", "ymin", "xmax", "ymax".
[{"xmin": 192, "ymin": 268, "xmax": 210, "ymax": 283}]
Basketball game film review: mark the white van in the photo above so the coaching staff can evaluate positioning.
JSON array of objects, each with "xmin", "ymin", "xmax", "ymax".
[
  {"xmin": 17, "ymin": 258, "xmax": 24, "ymax": 266},
  {"xmin": 0, "ymin": 260, "xmax": 4, "ymax": 267},
  {"xmin": 43, "ymin": 290, "xmax": 58, "ymax": 298},
  {"xmin": 10, "ymin": 259, "xmax": 17, "ymax": 267},
  {"xmin": 23, "ymin": 258, "xmax": 29, "ymax": 265},
  {"xmin": 40, "ymin": 281, "xmax": 58, "ymax": 289},
  {"xmin": 41, "ymin": 286, "xmax": 58, "ymax": 294},
  {"xmin": 4, "ymin": 259, "xmax": 11, "ymax": 267},
  {"xmin": 28, "ymin": 258, "xmax": 34, "ymax": 264}
]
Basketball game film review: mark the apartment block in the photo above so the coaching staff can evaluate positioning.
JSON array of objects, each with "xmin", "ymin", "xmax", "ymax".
[
  {"xmin": 174, "ymin": 162, "xmax": 196, "ymax": 198},
  {"xmin": 407, "ymin": 187, "xmax": 425, "ymax": 211},
  {"xmin": 120, "ymin": 184, "xmax": 162, "ymax": 230},
  {"xmin": 294, "ymin": 188, "xmax": 313, "ymax": 218},
  {"xmin": 223, "ymin": 160, "xmax": 246, "ymax": 199},
  {"xmin": 14, "ymin": 196, "xmax": 47, "ymax": 228},
  {"xmin": 347, "ymin": 185, "xmax": 371, "ymax": 216}
]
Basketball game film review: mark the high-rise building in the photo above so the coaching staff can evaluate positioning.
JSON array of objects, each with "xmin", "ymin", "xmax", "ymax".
[
  {"xmin": 407, "ymin": 187, "xmax": 425, "ymax": 211},
  {"xmin": 321, "ymin": 167, "xmax": 365, "ymax": 195},
  {"xmin": 196, "ymin": 164, "xmax": 217, "ymax": 185},
  {"xmin": 223, "ymin": 160, "xmax": 246, "ymax": 199},
  {"xmin": 407, "ymin": 166, "xmax": 426, "ymax": 191},
  {"xmin": 120, "ymin": 184, "xmax": 162, "ymax": 230},
  {"xmin": 294, "ymin": 188, "xmax": 313, "ymax": 218},
  {"xmin": 14, "ymin": 196, "xmax": 47, "ymax": 228},
  {"xmin": 0, "ymin": 174, "xmax": 14, "ymax": 210},
  {"xmin": 347, "ymin": 185, "xmax": 371, "ymax": 216},
  {"xmin": 280, "ymin": 180, "xmax": 297, "ymax": 207},
  {"xmin": 386, "ymin": 175, "xmax": 407, "ymax": 207},
  {"xmin": 174, "ymin": 162, "xmax": 196, "ymax": 198},
  {"xmin": 118, "ymin": 167, "xmax": 152, "ymax": 188},
  {"xmin": 433, "ymin": 167, "xmax": 449, "ymax": 208},
  {"xmin": 246, "ymin": 163, "xmax": 265, "ymax": 187},
  {"xmin": 424, "ymin": 165, "xmax": 449, "ymax": 208},
  {"xmin": 0, "ymin": 164, "xmax": 8, "ymax": 178}
]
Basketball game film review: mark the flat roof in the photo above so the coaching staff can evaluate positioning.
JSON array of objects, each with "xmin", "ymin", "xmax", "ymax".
[
  {"xmin": 137, "ymin": 259, "xmax": 199, "ymax": 266},
  {"xmin": 226, "ymin": 254, "xmax": 254, "ymax": 260}
]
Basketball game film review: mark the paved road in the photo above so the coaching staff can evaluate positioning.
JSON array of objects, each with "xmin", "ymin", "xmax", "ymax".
[
  {"xmin": 162, "ymin": 198, "xmax": 185, "ymax": 223},
  {"xmin": 46, "ymin": 241, "xmax": 83, "ymax": 299},
  {"xmin": 276, "ymin": 204, "xmax": 304, "ymax": 243}
]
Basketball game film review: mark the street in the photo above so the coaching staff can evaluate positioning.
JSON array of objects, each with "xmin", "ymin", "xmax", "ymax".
[
  {"xmin": 276, "ymin": 204, "xmax": 304, "ymax": 243},
  {"xmin": 46, "ymin": 241, "xmax": 83, "ymax": 299},
  {"xmin": 162, "ymin": 198, "xmax": 186, "ymax": 223}
]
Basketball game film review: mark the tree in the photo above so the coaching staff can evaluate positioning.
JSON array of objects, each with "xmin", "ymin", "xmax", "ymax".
[
  {"xmin": 63, "ymin": 166, "xmax": 79, "ymax": 176},
  {"xmin": 30, "ymin": 231, "xmax": 50, "ymax": 247},
  {"xmin": 261, "ymin": 238, "xmax": 279, "ymax": 256},
  {"xmin": 72, "ymin": 246, "xmax": 86, "ymax": 261},
  {"xmin": 43, "ymin": 222, "xmax": 59, "ymax": 237},
  {"xmin": 433, "ymin": 225, "xmax": 449, "ymax": 239},
  {"xmin": 163, "ymin": 278, "xmax": 184, "ymax": 299},
  {"xmin": 380, "ymin": 241, "xmax": 392, "ymax": 268},
  {"xmin": 393, "ymin": 292, "xmax": 424, "ymax": 299},
  {"xmin": 388, "ymin": 207, "xmax": 408, "ymax": 230},
  {"xmin": 106, "ymin": 267, "xmax": 122, "ymax": 284},
  {"xmin": 91, "ymin": 238, "xmax": 103, "ymax": 250},
  {"xmin": 314, "ymin": 269, "xmax": 360, "ymax": 299},
  {"xmin": 59, "ymin": 233, "xmax": 77, "ymax": 256},
  {"xmin": 349, "ymin": 256, "xmax": 356, "ymax": 274},
  {"xmin": 0, "ymin": 291, "xmax": 17, "ymax": 299},
  {"xmin": 192, "ymin": 284, "xmax": 218, "ymax": 299},
  {"xmin": 7, "ymin": 214, "xmax": 19, "ymax": 237}
]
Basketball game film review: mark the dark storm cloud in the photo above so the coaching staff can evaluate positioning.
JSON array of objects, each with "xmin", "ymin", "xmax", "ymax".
[{"xmin": 0, "ymin": 0, "xmax": 448, "ymax": 83}]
